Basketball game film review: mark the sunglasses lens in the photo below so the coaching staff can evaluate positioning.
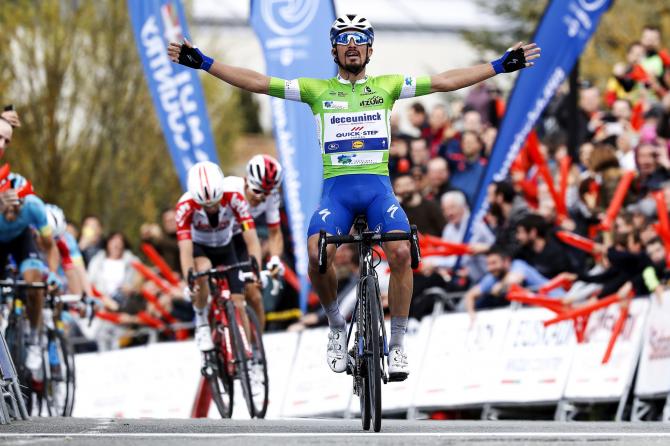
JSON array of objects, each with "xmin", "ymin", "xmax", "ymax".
[{"xmin": 336, "ymin": 32, "xmax": 368, "ymax": 45}]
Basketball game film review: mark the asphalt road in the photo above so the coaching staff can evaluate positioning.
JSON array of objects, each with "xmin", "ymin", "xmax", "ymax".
[{"xmin": 2, "ymin": 418, "xmax": 670, "ymax": 445}]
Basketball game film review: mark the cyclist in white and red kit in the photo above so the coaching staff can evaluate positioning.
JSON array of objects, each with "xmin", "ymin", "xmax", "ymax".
[
  {"xmin": 176, "ymin": 161, "xmax": 262, "ymax": 352},
  {"xmin": 223, "ymin": 154, "xmax": 285, "ymax": 331}
]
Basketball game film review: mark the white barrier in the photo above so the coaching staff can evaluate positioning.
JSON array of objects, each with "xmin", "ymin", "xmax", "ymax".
[
  {"xmin": 73, "ymin": 298, "xmax": 665, "ymax": 419},
  {"xmin": 635, "ymin": 294, "xmax": 670, "ymax": 398},
  {"xmin": 73, "ymin": 341, "xmax": 200, "ymax": 418},
  {"xmin": 280, "ymin": 327, "xmax": 351, "ymax": 417},
  {"xmin": 487, "ymin": 308, "xmax": 576, "ymax": 404},
  {"xmin": 413, "ymin": 308, "xmax": 510, "ymax": 408},
  {"xmin": 563, "ymin": 298, "xmax": 649, "ymax": 401}
]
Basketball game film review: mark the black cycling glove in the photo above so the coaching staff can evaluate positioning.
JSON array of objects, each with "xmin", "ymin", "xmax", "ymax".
[
  {"xmin": 177, "ymin": 44, "xmax": 214, "ymax": 71},
  {"xmin": 491, "ymin": 47, "xmax": 527, "ymax": 74}
]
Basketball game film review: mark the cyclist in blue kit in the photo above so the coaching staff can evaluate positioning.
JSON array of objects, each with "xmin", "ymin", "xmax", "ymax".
[{"xmin": 169, "ymin": 13, "xmax": 540, "ymax": 380}]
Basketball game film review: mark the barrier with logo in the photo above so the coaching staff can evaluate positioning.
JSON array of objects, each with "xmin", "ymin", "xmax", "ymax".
[
  {"xmin": 74, "ymin": 299, "xmax": 663, "ymax": 420},
  {"xmin": 487, "ymin": 308, "xmax": 576, "ymax": 405},
  {"xmin": 413, "ymin": 309, "xmax": 510, "ymax": 408},
  {"xmin": 632, "ymin": 294, "xmax": 670, "ymax": 421}
]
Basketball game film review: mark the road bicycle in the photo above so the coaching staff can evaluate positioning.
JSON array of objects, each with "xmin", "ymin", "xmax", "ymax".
[
  {"xmin": 188, "ymin": 260, "xmax": 269, "ymax": 418},
  {"xmin": 317, "ymin": 216, "xmax": 420, "ymax": 432},
  {"xmin": 1, "ymin": 275, "xmax": 78, "ymax": 417}
]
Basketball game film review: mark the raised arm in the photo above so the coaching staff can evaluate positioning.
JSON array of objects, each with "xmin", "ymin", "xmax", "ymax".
[
  {"xmin": 167, "ymin": 40, "xmax": 271, "ymax": 94},
  {"xmin": 430, "ymin": 42, "xmax": 540, "ymax": 93}
]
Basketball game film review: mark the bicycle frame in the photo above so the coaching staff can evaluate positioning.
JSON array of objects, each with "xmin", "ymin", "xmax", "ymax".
[
  {"xmin": 189, "ymin": 263, "xmax": 256, "ymax": 375},
  {"xmin": 209, "ymin": 278, "xmax": 253, "ymax": 375}
]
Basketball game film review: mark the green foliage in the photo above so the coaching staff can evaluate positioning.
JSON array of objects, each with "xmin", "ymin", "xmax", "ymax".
[
  {"xmin": 462, "ymin": 0, "xmax": 670, "ymax": 89},
  {"xmin": 0, "ymin": 0, "xmax": 243, "ymax": 245},
  {"xmin": 462, "ymin": 0, "xmax": 549, "ymax": 55}
]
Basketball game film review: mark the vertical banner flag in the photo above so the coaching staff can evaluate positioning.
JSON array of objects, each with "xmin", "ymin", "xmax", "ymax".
[
  {"xmin": 250, "ymin": 0, "xmax": 336, "ymax": 311},
  {"xmin": 464, "ymin": 0, "xmax": 612, "ymax": 242},
  {"xmin": 128, "ymin": 0, "xmax": 219, "ymax": 189}
]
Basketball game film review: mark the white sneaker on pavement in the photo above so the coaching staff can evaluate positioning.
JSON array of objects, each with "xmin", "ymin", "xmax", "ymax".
[
  {"xmin": 326, "ymin": 327, "xmax": 348, "ymax": 373},
  {"xmin": 195, "ymin": 325, "xmax": 215, "ymax": 352},
  {"xmin": 25, "ymin": 344, "xmax": 44, "ymax": 382},
  {"xmin": 388, "ymin": 345, "xmax": 409, "ymax": 382}
]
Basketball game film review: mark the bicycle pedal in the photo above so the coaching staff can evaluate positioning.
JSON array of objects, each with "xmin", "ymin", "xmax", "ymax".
[{"xmin": 345, "ymin": 355, "xmax": 355, "ymax": 375}]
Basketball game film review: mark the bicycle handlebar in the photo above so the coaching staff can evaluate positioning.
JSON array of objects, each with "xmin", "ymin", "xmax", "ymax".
[
  {"xmin": 318, "ymin": 225, "xmax": 421, "ymax": 274},
  {"xmin": 187, "ymin": 259, "xmax": 258, "ymax": 289},
  {"xmin": 0, "ymin": 279, "xmax": 47, "ymax": 290}
]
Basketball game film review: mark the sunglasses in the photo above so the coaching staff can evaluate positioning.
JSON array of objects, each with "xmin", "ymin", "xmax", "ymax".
[{"xmin": 334, "ymin": 31, "xmax": 371, "ymax": 46}]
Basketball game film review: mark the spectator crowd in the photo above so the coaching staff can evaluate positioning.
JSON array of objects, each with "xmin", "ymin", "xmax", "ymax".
[{"xmin": 2, "ymin": 25, "xmax": 670, "ymax": 350}]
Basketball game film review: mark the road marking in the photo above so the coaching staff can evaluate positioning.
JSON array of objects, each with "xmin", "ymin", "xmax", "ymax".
[{"xmin": 2, "ymin": 432, "xmax": 670, "ymax": 438}]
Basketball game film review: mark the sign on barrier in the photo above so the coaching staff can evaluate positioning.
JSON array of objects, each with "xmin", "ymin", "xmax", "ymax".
[
  {"xmin": 280, "ymin": 327, "xmax": 351, "ymax": 417},
  {"xmin": 635, "ymin": 294, "xmax": 670, "ymax": 397},
  {"xmin": 488, "ymin": 307, "xmax": 576, "ymax": 404},
  {"xmin": 413, "ymin": 308, "xmax": 510, "ymax": 408},
  {"xmin": 74, "ymin": 341, "xmax": 200, "ymax": 418},
  {"xmin": 563, "ymin": 298, "xmax": 649, "ymax": 401}
]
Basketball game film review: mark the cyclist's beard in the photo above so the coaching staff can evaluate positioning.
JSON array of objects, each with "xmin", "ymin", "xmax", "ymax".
[
  {"xmin": 344, "ymin": 60, "xmax": 365, "ymax": 75},
  {"xmin": 336, "ymin": 48, "xmax": 369, "ymax": 75}
]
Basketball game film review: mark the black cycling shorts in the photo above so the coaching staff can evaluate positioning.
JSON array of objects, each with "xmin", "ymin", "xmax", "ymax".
[
  {"xmin": 192, "ymin": 242, "xmax": 244, "ymax": 294},
  {"xmin": 231, "ymin": 233, "xmax": 250, "ymax": 270},
  {"xmin": 0, "ymin": 227, "xmax": 44, "ymax": 275}
]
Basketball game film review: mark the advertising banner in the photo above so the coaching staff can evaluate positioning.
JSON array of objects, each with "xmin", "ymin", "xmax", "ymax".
[
  {"xmin": 413, "ymin": 309, "xmax": 510, "ymax": 408},
  {"xmin": 280, "ymin": 327, "xmax": 351, "ymax": 417},
  {"xmin": 635, "ymin": 293, "xmax": 670, "ymax": 397},
  {"xmin": 250, "ymin": 0, "xmax": 336, "ymax": 310},
  {"xmin": 128, "ymin": 0, "xmax": 219, "ymax": 189},
  {"xmin": 464, "ymin": 0, "xmax": 613, "ymax": 242},
  {"xmin": 563, "ymin": 298, "xmax": 649, "ymax": 401},
  {"xmin": 488, "ymin": 307, "xmax": 576, "ymax": 404}
]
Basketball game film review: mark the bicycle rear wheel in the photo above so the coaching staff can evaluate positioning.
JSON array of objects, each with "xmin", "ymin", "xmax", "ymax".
[
  {"xmin": 245, "ymin": 306, "xmax": 268, "ymax": 419},
  {"xmin": 365, "ymin": 277, "xmax": 383, "ymax": 432},
  {"xmin": 4, "ymin": 315, "xmax": 28, "ymax": 403},
  {"xmin": 226, "ymin": 301, "xmax": 255, "ymax": 418}
]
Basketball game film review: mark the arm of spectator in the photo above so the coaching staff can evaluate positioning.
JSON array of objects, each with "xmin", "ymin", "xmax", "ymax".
[{"xmin": 642, "ymin": 266, "xmax": 664, "ymax": 304}]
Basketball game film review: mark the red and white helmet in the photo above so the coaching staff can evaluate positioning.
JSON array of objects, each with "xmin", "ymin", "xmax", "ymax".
[
  {"xmin": 246, "ymin": 155, "xmax": 283, "ymax": 192},
  {"xmin": 187, "ymin": 161, "xmax": 225, "ymax": 206}
]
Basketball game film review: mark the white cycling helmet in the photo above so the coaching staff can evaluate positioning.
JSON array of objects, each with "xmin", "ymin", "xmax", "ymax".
[
  {"xmin": 45, "ymin": 204, "xmax": 67, "ymax": 239},
  {"xmin": 246, "ymin": 155, "xmax": 283, "ymax": 192},
  {"xmin": 330, "ymin": 14, "xmax": 374, "ymax": 46},
  {"xmin": 187, "ymin": 161, "xmax": 225, "ymax": 206}
]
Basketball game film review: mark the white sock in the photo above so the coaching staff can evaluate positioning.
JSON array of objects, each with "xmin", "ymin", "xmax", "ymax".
[{"xmin": 193, "ymin": 304, "xmax": 209, "ymax": 326}]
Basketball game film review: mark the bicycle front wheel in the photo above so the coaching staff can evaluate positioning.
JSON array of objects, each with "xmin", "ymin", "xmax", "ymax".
[
  {"xmin": 245, "ymin": 306, "xmax": 269, "ymax": 419},
  {"xmin": 226, "ymin": 301, "xmax": 255, "ymax": 418},
  {"xmin": 44, "ymin": 330, "xmax": 75, "ymax": 416},
  {"xmin": 365, "ymin": 276, "xmax": 383, "ymax": 433},
  {"xmin": 205, "ymin": 344, "xmax": 234, "ymax": 419}
]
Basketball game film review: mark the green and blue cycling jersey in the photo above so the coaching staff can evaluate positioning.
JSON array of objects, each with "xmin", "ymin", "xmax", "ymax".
[
  {"xmin": 268, "ymin": 74, "xmax": 431, "ymax": 179},
  {"xmin": 268, "ymin": 74, "xmax": 432, "ymax": 236}
]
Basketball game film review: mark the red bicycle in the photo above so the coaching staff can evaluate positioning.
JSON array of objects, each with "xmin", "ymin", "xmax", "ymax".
[{"xmin": 188, "ymin": 261, "xmax": 269, "ymax": 418}]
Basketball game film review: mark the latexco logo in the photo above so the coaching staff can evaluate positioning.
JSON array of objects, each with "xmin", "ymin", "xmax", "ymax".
[{"xmin": 359, "ymin": 96, "xmax": 384, "ymax": 107}]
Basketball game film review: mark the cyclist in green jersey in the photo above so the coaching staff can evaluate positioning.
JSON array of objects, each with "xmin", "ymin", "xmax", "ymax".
[{"xmin": 168, "ymin": 13, "xmax": 540, "ymax": 381}]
